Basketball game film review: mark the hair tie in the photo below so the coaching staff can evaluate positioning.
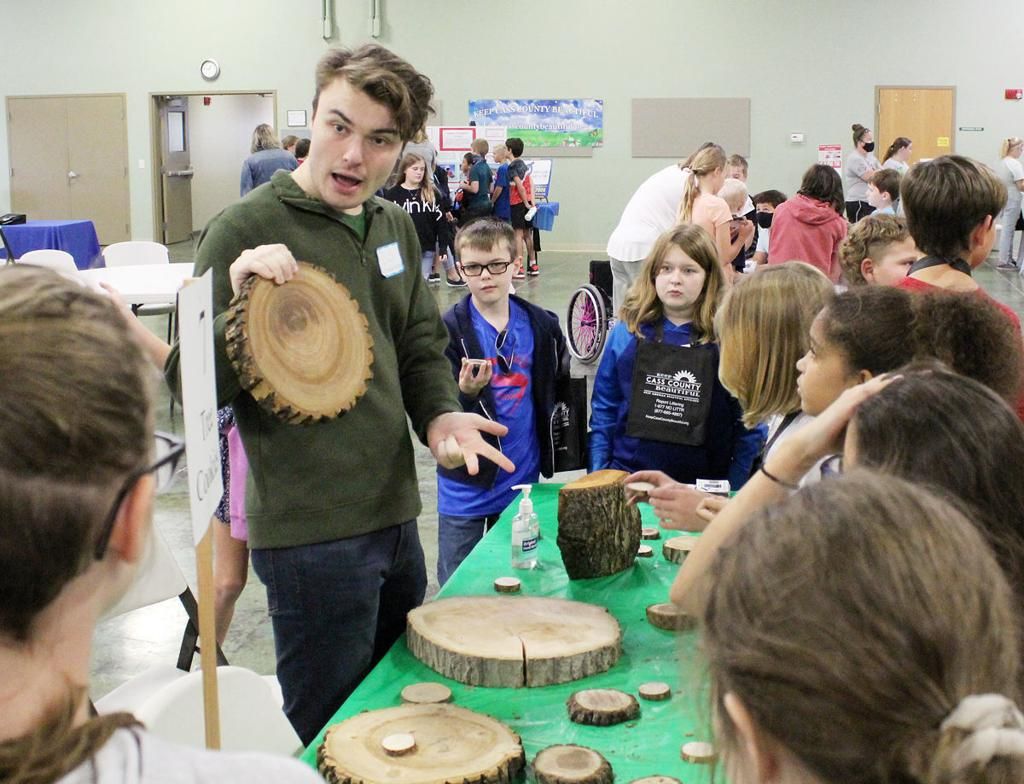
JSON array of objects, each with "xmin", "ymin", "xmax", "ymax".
[{"xmin": 941, "ymin": 694, "xmax": 1024, "ymax": 772}]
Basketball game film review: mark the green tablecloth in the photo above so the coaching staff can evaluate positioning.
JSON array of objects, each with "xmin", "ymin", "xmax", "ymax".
[{"xmin": 301, "ymin": 483, "xmax": 707, "ymax": 780}]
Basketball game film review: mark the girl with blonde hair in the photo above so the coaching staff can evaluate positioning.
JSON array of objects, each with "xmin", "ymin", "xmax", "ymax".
[
  {"xmin": 995, "ymin": 136, "xmax": 1024, "ymax": 270},
  {"xmin": 589, "ymin": 224, "xmax": 762, "ymax": 486},
  {"xmin": 677, "ymin": 145, "xmax": 753, "ymax": 272}
]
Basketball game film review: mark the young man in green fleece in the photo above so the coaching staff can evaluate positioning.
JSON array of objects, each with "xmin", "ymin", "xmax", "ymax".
[{"xmin": 164, "ymin": 44, "xmax": 513, "ymax": 746}]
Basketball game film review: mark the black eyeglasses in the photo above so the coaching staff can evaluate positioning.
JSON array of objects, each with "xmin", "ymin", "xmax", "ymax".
[
  {"xmin": 459, "ymin": 261, "xmax": 512, "ymax": 277},
  {"xmin": 94, "ymin": 432, "xmax": 186, "ymax": 560}
]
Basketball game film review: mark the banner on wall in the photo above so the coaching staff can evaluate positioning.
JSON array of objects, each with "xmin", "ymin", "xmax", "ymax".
[
  {"xmin": 818, "ymin": 144, "xmax": 842, "ymax": 170},
  {"xmin": 468, "ymin": 99, "xmax": 604, "ymax": 148}
]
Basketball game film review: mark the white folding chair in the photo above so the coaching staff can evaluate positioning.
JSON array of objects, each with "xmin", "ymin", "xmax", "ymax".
[{"xmin": 18, "ymin": 249, "xmax": 79, "ymax": 276}]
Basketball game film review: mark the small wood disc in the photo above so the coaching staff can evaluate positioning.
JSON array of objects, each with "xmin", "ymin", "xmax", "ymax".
[
  {"xmin": 493, "ymin": 576, "xmax": 522, "ymax": 593},
  {"xmin": 662, "ymin": 535, "xmax": 699, "ymax": 564},
  {"xmin": 630, "ymin": 777, "xmax": 682, "ymax": 784},
  {"xmin": 225, "ymin": 261, "xmax": 375, "ymax": 424},
  {"xmin": 646, "ymin": 603, "xmax": 697, "ymax": 632},
  {"xmin": 681, "ymin": 741, "xmax": 717, "ymax": 764},
  {"xmin": 381, "ymin": 732, "xmax": 416, "ymax": 756},
  {"xmin": 641, "ymin": 527, "xmax": 661, "ymax": 540},
  {"xmin": 567, "ymin": 688, "xmax": 640, "ymax": 726},
  {"xmin": 626, "ymin": 481, "xmax": 656, "ymax": 494},
  {"xmin": 638, "ymin": 681, "xmax": 672, "ymax": 701},
  {"xmin": 399, "ymin": 682, "xmax": 452, "ymax": 705},
  {"xmin": 534, "ymin": 744, "xmax": 613, "ymax": 784},
  {"xmin": 636, "ymin": 544, "xmax": 654, "ymax": 558}
]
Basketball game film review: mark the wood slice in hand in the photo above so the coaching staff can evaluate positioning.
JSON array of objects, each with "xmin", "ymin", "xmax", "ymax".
[
  {"xmin": 534, "ymin": 745, "xmax": 613, "ymax": 784},
  {"xmin": 558, "ymin": 470, "xmax": 642, "ymax": 579},
  {"xmin": 638, "ymin": 682, "xmax": 672, "ymax": 701},
  {"xmin": 407, "ymin": 596, "xmax": 621, "ymax": 687},
  {"xmin": 567, "ymin": 688, "xmax": 640, "ymax": 726},
  {"xmin": 646, "ymin": 603, "xmax": 697, "ymax": 632},
  {"xmin": 400, "ymin": 682, "xmax": 452, "ymax": 705},
  {"xmin": 225, "ymin": 261, "xmax": 374, "ymax": 424},
  {"xmin": 662, "ymin": 535, "xmax": 699, "ymax": 564},
  {"xmin": 318, "ymin": 703, "xmax": 524, "ymax": 784}
]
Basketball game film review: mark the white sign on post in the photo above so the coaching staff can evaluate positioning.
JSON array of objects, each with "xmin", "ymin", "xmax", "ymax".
[{"xmin": 177, "ymin": 271, "xmax": 224, "ymax": 545}]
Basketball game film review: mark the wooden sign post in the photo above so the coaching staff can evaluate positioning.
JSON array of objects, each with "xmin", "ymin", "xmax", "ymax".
[{"xmin": 177, "ymin": 271, "xmax": 225, "ymax": 749}]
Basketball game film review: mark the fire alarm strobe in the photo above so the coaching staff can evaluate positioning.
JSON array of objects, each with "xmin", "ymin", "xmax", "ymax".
[{"xmin": 1006, "ymin": 89, "xmax": 1023, "ymax": 101}]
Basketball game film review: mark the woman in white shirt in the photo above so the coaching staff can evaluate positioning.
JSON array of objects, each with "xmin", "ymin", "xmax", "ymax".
[
  {"xmin": 843, "ymin": 123, "xmax": 881, "ymax": 223},
  {"xmin": 996, "ymin": 136, "xmax": 1024, "ymax": 270},
  {"xmin": 880, "ymin": 136, "xmax": 912, "ymax": 175}
]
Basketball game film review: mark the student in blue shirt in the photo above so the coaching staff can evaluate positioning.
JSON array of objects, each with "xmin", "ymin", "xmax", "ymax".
[
  {"xmin": 490, "ymin": 143, "xmax": 512, "ymax": 222},
  {"xmin": 436, "ymin": 219, "xmax": 570, "ymax": 584}
]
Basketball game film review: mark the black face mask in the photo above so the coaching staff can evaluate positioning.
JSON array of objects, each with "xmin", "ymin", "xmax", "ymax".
[
  {"xmin": 756, "ymin": 211, "xmax": 773, "ymax": 229},
  {"xmin": 863, "ymin": 141, "xmax": 876, "ymax": 153}
]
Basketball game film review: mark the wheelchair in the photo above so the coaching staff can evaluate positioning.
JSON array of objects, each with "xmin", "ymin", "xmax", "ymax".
[{"xmin": 566, "ymin": 259, "xmax": 613, "ymax": 363}]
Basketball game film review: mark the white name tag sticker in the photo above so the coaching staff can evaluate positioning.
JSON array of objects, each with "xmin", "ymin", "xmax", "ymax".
[{"xmin": 377, "ymin": 242, "xmax": 404, "ymax": 278}]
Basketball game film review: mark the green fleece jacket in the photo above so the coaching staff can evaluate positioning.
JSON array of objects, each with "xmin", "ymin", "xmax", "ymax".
[{"xmin": 164, "ymin": 171, "xmax": 460, "ymax": 548}]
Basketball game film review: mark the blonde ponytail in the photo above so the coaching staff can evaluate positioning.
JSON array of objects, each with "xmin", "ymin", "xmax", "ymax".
[
  {"xmin": 677, "ymin": 145, "xmax": 727, "ymax": 224},
  {"xmin": 1001, "ymin": 137, "xmax": 1023, "ymax": 158}
]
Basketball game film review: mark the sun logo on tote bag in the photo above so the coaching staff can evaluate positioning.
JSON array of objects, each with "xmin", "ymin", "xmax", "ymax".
[{"xmin": 673, "ymin": 370, "xmax": 698, "ymax": 385}]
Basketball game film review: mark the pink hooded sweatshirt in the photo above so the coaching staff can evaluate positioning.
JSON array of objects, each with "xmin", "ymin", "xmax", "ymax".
[{"xmin": 766, "ymin": 194, "xmax": 848, "ymax": 282}]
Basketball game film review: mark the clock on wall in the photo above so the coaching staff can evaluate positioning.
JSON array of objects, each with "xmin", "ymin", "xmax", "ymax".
[{"xmin": 200, "ymin": 59, "xmax": 220, "ymax": 81}]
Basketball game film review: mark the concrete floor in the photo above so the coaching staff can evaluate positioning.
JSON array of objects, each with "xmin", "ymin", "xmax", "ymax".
[{"xmin": 89, "ymin": 239, "xmax": 1024, "ymax": 701}]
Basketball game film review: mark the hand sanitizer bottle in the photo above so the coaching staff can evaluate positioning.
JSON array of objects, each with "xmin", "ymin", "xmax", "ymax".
[{"xmin": 510, "ymin": 484, "xmax": 539, "ymax": 569}]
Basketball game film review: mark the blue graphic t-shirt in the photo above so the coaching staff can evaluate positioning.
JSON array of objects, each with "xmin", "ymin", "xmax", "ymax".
[{"xmin": 438, "ymin": 299, "xmax": 539, "ymax": 516}]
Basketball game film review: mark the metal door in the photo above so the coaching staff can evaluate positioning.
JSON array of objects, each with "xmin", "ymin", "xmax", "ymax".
[
  {"xmin": 7, "ymin": 96, "xmax": 71, "ymax": 219},
  {"xmin": 158, "ymin": 96, "xmax": 194, "ymax": 244},
  {"xmin": 67, "ymin": 95, "xmax": 130, "ymax": 244},
  {"xmin": 877, "ymin": 87, "xmax": 955, "ymax": 164}
]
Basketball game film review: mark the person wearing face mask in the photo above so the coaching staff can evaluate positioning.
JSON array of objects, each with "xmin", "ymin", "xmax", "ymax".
[
  {"xmin": 750, "ymin": 189, "xmax": 787, "ymax": 266},
  {"xmin": 844, "ymin": 123, "xmax": 881, "ymax": 223}
]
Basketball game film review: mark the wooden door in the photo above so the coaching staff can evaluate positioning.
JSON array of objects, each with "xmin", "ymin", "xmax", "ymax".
[
  {"xmin": 158, "ymin": 96, "xmax": 194, "ymax": 244},
  {"xmin": 7, "ymin": 97, "xmax": 71, "ymax": 219},
  {"xmin": 876, "ymin": 87, "xmax": 955, "ymax": 164},
  {"xmin": 67, "ymin": 95, "xmax": 130, "ymax": 244}
]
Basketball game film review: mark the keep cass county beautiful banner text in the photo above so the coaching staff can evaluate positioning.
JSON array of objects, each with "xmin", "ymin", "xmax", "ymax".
[{"xmin": 468, "ymin": 99, "xmax": 604, "ymax": 147}]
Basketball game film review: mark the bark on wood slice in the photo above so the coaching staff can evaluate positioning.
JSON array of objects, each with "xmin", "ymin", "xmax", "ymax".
[
  {"xmin": 318, "ymin": 703, "xmax": 524, "ymax": 784},
  {"xmin": 681, "ymin": 741, "xmax": 717, "ymax": 764},
  {"xmin": 493, "ymin": 577, "xmax": 522, "ymax": 593},
  {"xmin": 534, "ymin": 745, "xmax": 613, "ymax": 784},
  {"xmin": 558, "ymin": 470, "xmax": 642, "ymax": 579},
  {"xmin": 225, "ymin": 261, "xmax": 374, "ymax": 424},
  {"xmin": 646, "ymin": 603, "xmax": 697, "ymax": 632},
  {"xmin": 641, "ymin": 527, "xmax": 661, "ymax": 540},
  {"xmin": 400, "ymin": 682, "xmax": 452, "ymax": 705},
  {"xmin": 638, "ymin": 682, "xmax": 672, "ymax": 701},
  {"xmin": 567, "ymin": 688, "xmax": 640, "ymax": 726},
  {"xmin": 407, "ymin": 596, "xmax": 621, "ymax": 687},
  {"xmin": 662, "ymin": 535, "xmax": 699, "ymax": 564}
]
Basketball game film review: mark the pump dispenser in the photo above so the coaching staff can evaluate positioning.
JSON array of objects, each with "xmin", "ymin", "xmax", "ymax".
[{"xmin": 510, "ymin": 484, "xmax": 539, "ymax": 569}]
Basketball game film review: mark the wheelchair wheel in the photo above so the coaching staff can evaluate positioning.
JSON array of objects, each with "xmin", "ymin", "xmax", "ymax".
[{"xmin": 566, "ymin": 283, "xmax": 608, "ymax": 363}]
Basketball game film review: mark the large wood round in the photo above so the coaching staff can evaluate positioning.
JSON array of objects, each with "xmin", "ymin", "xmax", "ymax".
[
  {"xmin": 225, "ymin": 262, "xmax": 374, "ymax": 424},
  {"xmin": 407, "ymin": 596, "xmax": 621, "ymax": 687},
  {"xmin": 534, "ymin": 745, "xmax": 613, "ymax": 784},
  {"xmin": 317, "ymin": 703, "xmax": 525, "ymax": 784}
]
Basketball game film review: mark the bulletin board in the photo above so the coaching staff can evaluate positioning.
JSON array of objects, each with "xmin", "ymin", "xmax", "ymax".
[{"xmin": 631, "ymin": 98, "xmax": 751, "ymax": 158}]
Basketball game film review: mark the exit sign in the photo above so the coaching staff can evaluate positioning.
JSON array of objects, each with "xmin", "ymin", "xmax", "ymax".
[{"xmin": 1006, "ymin": 89, "xmax": 1023, "ymax": 100}]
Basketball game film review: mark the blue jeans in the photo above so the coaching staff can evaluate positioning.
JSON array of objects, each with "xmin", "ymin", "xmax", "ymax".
[
  {"xmin": 437, "ymin": 513, "xmax": 500, "ymax": 586},
  {"xmin": 250, "ymin": 520, "xmax": 426, "ymax": 745}
]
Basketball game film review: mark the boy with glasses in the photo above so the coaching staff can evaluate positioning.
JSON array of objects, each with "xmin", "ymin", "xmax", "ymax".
[{"xmin": 436, "ymin": 219, "xmax": 570, "ymax": 584}]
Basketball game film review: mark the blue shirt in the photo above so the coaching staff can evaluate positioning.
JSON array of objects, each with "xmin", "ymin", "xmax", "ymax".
[
  {"xmin": 438, "ymin": 299, "xmax": 539, "ymax": 516},
  {"xmin": 493, "ymin": 163, "xmax": 511, "ymax": 220}
]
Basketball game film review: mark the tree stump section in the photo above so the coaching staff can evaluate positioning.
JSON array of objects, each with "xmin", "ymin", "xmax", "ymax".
[
  {"xmin": 567, "ymin": 688, "xmax": 640, "ymax": 726},
  {"xmin": 534, "ymin": 745, "xmax": 613, "ymax": 784},
  {"xmin": 646, "ymin": 603, "xmax": 697, "ymax": 632},
  {"xmin": 662, "ymin": 535, "xmax": 699, "ymax": 565},
  {"xmin": 558, "ymin": 470, "xmax": 642, "ymax": 579},
  {"xmin": 407, "ymin": 596, "xmax": 621, "ymax": 687},
  {"xmin": 400, "ymin": 682, "xmax": 452, "ymax": 705},
  {"xmin": 225, "ymin": 261, "xmax": 374, "ymax": 424},
  {"xmin": 318, "ymin": 703, "xmax": 524, "ymax": 784},
  {"xmin": 638, "ymin": 682, "xmax": 672, "ymax": 701}
]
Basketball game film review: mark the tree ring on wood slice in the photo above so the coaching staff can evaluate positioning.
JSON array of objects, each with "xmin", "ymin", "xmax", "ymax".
[
  {"xmin": 493, "ymin": 576, "xmax": 522, "ymax": 593},
  {"xmin": 567, "ymin": 688, "xmax": 640, "ymax": 726},
  {"xmin": 681, "ymin": 740, "xmax": 717, "ymax": 764},
  {"xmin": 629, "ymin": 777, "xmax": 682, "ymax": 784},
  {"xmin": 225, "ymin": 261, "xmax": 374, "ymax": 424},
  {"xmin": 318, "ymin": 703, "xmax": 524, "ymax": 784},
  {"xmin": 646, "ymin": 603, "xmax": 697, "ymax": 632},
  {"xmin": 662, "ymin": 535, "xmax": 699, "ymax": 564},
  {"xmin": 407, "ymin": 596, "xmax": 621, "ymax": 687},
  {"xmin": 636, "ymin": 544, "xmax": 653, "ymax": 558},
  {"xmin": 534, "ymin": 744, "xmax": 613, "ymax": 784},
  {"xmin": 400, "ymin": 682, "xmax": 452, "ymax": 705},
  {"xmin": 637, "ymin": 681, "xmax": 672, "ymax": 701},
  {"xmin": 381, "ymin": 732, "xmax": 416, "ymax": 756},
  {"xmin": 641, "ymin": 527, "xmax": 661, "ymax": 540}
]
